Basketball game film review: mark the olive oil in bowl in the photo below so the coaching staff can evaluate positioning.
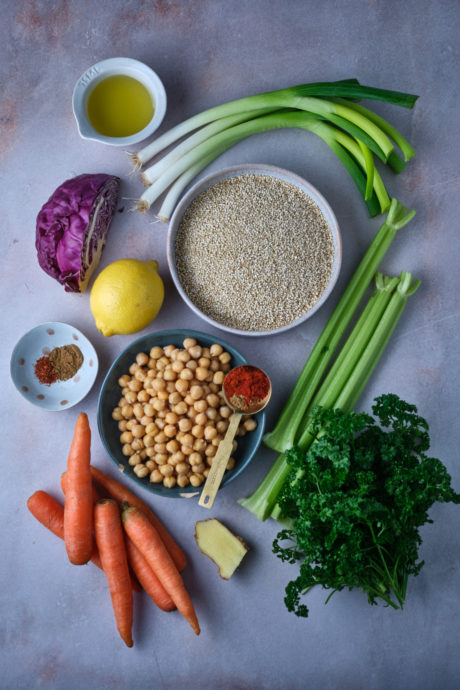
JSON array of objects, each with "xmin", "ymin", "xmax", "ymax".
[{"xmin": 87, "ymin": 75, "xmax": 154, "ymax": 138}]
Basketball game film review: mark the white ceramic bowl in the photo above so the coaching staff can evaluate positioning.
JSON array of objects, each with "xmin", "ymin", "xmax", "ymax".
[
  {"xmin": 10, "ymin": 322, "xmax": 99, "ymax": 411},
  {"xmin": 167, "ymin": 164, "xmax": 342, "ymax": 337},
  {"xmin": 72, "ymin": 57, "xmax": 167, "ymax": 147}
]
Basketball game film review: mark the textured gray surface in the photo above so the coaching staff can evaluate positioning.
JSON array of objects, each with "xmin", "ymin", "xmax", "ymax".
[{"xmin": 1, "ymin": 1, "xmax": 459, "ymax": 688}]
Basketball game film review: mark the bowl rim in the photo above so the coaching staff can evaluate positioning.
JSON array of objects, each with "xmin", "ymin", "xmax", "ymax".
[
  {"xmin": 97, "ymin": 328, "xmax": 266, "ymax": 498},
  {"xmin": 72, "ymin": 57, "xmax": 167, "ymax": 147},
  {"xmin": 167, "ymin": 163, "xmax": 342, "ymax": 337},
  {"xmin": 10, "ymin": 321, "xmax": 99, "ymax": 411}
]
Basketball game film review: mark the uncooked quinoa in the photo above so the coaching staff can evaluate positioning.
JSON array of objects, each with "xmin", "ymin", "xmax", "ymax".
[{"xmin": 175, "ymin": 174, "xmax": 334, "ymax": 331}]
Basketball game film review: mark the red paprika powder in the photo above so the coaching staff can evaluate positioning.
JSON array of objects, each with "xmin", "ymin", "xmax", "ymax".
[
  {"xmin": 223, "ymin": 365, "xmax": 270, "ymax": 412},
  {"xmin": 34, "ymin": 356, "xmax": 58, "ymax": 385}
]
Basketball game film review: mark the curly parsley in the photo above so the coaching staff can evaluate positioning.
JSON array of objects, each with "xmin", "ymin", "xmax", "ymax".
[{"xmin": 273, "ymin": 394, "xmax": 460, "ymax": 617}]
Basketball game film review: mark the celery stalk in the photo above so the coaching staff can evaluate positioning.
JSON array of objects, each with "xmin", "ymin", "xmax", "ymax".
[{"xmin": 263, "ymin": 199, "xmax": 415, "ymax": 454}]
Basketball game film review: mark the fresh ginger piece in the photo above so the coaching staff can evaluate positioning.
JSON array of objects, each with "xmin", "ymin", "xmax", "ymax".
[{"xmin": 194, "ymin": 518, "xmax": 249, "ymax": 579}]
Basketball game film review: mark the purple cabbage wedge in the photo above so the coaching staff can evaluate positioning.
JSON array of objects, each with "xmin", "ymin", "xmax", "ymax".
[{"xmin": 36, "ymin": 173, "xmax": 120, "ymax": 292}]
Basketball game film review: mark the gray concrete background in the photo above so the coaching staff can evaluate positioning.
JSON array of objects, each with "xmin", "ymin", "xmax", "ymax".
[{"xmin": 1, "ymin": 1, "xmax": 459, "ymax": 688}]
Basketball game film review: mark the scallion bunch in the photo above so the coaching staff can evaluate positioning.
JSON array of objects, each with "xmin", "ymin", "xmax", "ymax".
[{"xmin": 131, "ymin": 80, "xmax": 418, "ymax": 220}]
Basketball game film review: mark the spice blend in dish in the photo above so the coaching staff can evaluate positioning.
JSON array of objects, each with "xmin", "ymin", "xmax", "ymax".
[
  {"xmin": 174, "ymin": 174, "xmax": 335, "ymax": 332},
  {"xmin": 111, "ymin": 338, "xmax": 258, "ymax": 490},
  {"xmin": 33, "ymin": 345, "xmax": 84, "ymax": 385}
]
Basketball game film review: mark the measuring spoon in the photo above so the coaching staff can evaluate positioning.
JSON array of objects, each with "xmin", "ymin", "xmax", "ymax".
[{"xmin": 198, "ymin": 365, "xmax": 271, "ymax": 509}]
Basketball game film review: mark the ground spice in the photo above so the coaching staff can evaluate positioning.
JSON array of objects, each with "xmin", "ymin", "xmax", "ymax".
[
  {"xmin": 34, "ymin": 356, "xmax": 58, "ymax": 385},
  {"xmin": 49, "ymin": 344, "xmax": 83, "ymax": 381},
  {"xmin": 223, "ymin": 365, "xmax": 270, "ymax": 412}
]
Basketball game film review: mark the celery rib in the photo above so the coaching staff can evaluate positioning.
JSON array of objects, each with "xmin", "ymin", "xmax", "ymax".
[{"xmin": 262, "ymin": 199, "xmax": 415, "ymax": 454}]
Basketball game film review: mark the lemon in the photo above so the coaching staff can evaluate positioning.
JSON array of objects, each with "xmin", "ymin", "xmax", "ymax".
[{"xmin": 90, "ymin": 259, "xmax": 164, "ymax": 336}]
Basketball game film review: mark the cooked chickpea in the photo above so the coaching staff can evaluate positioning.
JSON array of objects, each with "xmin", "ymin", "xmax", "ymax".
[
  {"xmin": 133, "ymin": 464, "xmax": 149, "ymax": 478},
  {"xmin": 204, "ymin": 425, "xmax": 217, "ymax": 440},
  {"xmin": 157, "ymin": 389, "xmax": 169, "ymax": 401},
  {"xmin": 189, "ymin": 473, "xmax": 203, "ymax": 487},
  {"xmin": 140, "ymin": 415, "xmax": 154, "ymax": 427},
  {"xmin": 193, "ymin": 438, "xmax": 207, "ymax": 452},
  {"xmin": 220, "ymin": 405, "xmax": 232, "ymax": 419},
  {"xmin": 128, "ymin": 453, "xmax": 142, "ymax": 466},
  {"xmin": 177, "ymin": 474, "xmax": 189, "ymax": 488},
  {"xmin": 150, "ymin": 346, "xmax": 163, "ymax": 359},
  {"xmin": 175, "ymin": 379, "xmax": 189, "ymax": 394},
  {"xmin": 131, "ymin": 438, "xmax": 144, "ymax": 452},
  {"xmin": 120, "ymin": 431, "xmax": 134, "ymax": 444},
  {"xmin": 205, "ymin": 444, "xmax": 217, "ymax": 458},
  {"xmin": 168, "ymin": 391, "xmax": 182, "ymax": 406},
  {"xmin": 131, "ymin": 424, "xmax": 144, "ymax": 439},
  {"xmin": 155, "ymin": 453, "xmax": 168, "ymax": 465},
  {"xmin": 145, "ymin": 459, "xmax": 156, "ymax": 471},
  {"xmin": 154, "ymin": 431, "xmax": 168, "ymax": 444},
  {"xmin": 137, "ymin": 390, "xmax": 150, "ymax": 403},
  {"xmin": 163, "ymin": 476, "xmax": 177, "ymax": 488},
  {"xmin": 150, "ymin": 469, "xmax": 163, "ymax": 483},
  {"xmin": 195, "ymin": 367, "xmax": 208, "ymax": 381},
  {"xmin": 206, "ymin": 393, "xmax": 220, "ymax": 408},
  {"xmin": 118, "ymin": 420, "xmax": 128, "ymax": 432},
  {"xmin": 186, "ymin": 360, "xmax": 198, "ymax": 371},
  {"xmin": 183, "ymin": 338, "xmax": 197, "ymax": 350},
  {"xmin": 132, "ymin": 403, "xmax": 144, "ymax": 418},
  {"xmin": 146, "ymin": 446, "xmax": 156, "ymax": 457},
  {"xmin": 170, "ymin": 451, "xmax": 186, "ymax": 465},
  {"xmin": 128, "ymin": 378, "xmax": 143, "ymax": 392},
  {"xmin": 143, "ymin": 434, "xmax": 156, "ymax": 448},
  {"xmin": 159, "ymin": 464, "xmax": 174, "ymax": 477},
  {"xmin": 173, "ymin": 401, "xmax": 188, "ymax": 415},
  {"xmin": 216, "ymin": 420, "xmax": 229, "ymax": 434},
  {"xmin": 226, "ymin": 457, "xmax": 236, "ymax": 470},
  {"xmin": 179, "ymin": 367, "xmax": 194, "ymax": 381},
  {"xmin": 122, "ymin": 443, "xmax": 134, "ymax": 456},
  {"xmin": 164, "ymin": 424, "xmax": 177, "ymax": 438},
  {"xmin": 145, "ymin": 422, "xmax": 159, "ymax": 436},
  {"xmin": 163, "ymin": 369, "xmax": 177, "ymax": 382},
  {"xmin": 163, "ymin": 345, "xmax": 176, "ymax": 358},
  {"xmin": 171, "ymin": 360, "xmax": 185, "ymax": 373},
  {"xmin": 112, "ymin": 407, "xmax": 122, "ymax": 421},
  {"xmin": 206, "ymin": 407, "xmax": 218, "ymax": 421},
  {"xmin": 194, "ymin": 412, "xmax": 208, "ymax": 426},
  {"xmin": 177, "ymin": 349, "xmax": 191, "ymax": 363},
  {"xmin": 210, "ymin": 343, "xmax": 223, "ymax": 357},
  {"xmin": 244, "ymin": 418, "xmax": 257, "ymax": 431},
  {"xmin": 136, "ymin": 352, "xmax": 149, "ymax": 366},
  {"xmin": 121, "ymin": 404, "xmax": 133, "ymax": 419},
  {"xmin": 153, "ymin": 398, "xmax": 166, "ymax": 412},
  {"xmin": 213, "ymin": 371, "xmax": 225, "ymax": 385},
  {"xmin": 178, "ymin": 418, "xmax": 192, "ymax": 433},
  {"xmin": 152, "ymin": 378, "xmax": 166, "ymax": 392},
  {"xmin": 166, "ymin": 439, "xmax": 180, "ymax": 454},
  {"xmin": 188, "ymin": 345, "xmax": 202, "ymax": 359}
]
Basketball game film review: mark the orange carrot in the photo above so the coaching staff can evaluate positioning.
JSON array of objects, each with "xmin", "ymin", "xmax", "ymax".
[
  {"xmin": 27, "ymin": 490, "xmax": 102, "ymax": 569},
  {"xmin": 90, "ymin": 465, "xmax": 186, "ymax": 572},
  {"xmin": 61, "ymin": 471, "xmax": 100, "ymax": 503},
  {"xmin": 125, "ymin": 537, "xmax": 176, "ymax": 612},
  {"xmin": 122, "ymin": 505, "xmax": 200, "ymax": 635},
  {"xmin": 94, "ymin": 499, "xmax": 134, "ymax": 647},
  {"xmin": 64, "ymin": 412, "xmax": 93, "ymax": 565}
]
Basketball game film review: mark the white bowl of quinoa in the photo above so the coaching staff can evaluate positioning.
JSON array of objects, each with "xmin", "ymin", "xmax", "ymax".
[{"xmin": 167, "ymin": 164, "xmax": 342, "ymax": 337}]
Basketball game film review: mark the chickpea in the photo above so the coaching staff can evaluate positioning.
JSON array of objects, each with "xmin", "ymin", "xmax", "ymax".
[
  {"xmin": 163, "ymin": 345, "xmax": 176, "ymax": 358},
  {"xmin": 133, "ymin": 403, "xmax": 144, "ymax": 419},
  {"xmin": 118, "ymin": 374, "xmax": 131, "ymax": 387},
  {"xmin": 210, "ymin": 343, "xmax": 223, "ymax": 357},
  {"xmin": 153, "ymin": 398, "xmax": 166, "ymax": 412},
  {"xmin": 219, "ymin": 405, "xmax": 232, "ymax": 419},
  {"xmin": 191, "ymin": 424, "xmax": 204, "ymax": 439},
  {"xmin": 189, "ymin": 474, "xmax": 204, "ymax": 487},
  {"xmin": 218, "ymin": 352, "xmax": 232, "ymax": 365},
  {"xmin": 166, "ymin": 439, "xmax": 180, "ymax": 454},
  {"xmin": 179, "ymin": 368, "xmax": 193, "ymax": 381},
  {"xmin": 183, "ymin": 337, "xmax": 197, "ymax": 350},
  {"xmin": 244, "ymin": 418, "xmax": 257, "ymax": 431},
  {"xmin": 120, "ymin": 431, "xmax": 134, "ymax": 444},
  {"xmin": 204, "ymin": 425, "xmax": 217, "ymax": 440},
  {"xmin": 164, "ymin": 424, "xmax": 177, "ymax": 438},
  {"xmin": 205, "ymin": 444, "xmax": 217, "ymax": 458},
  {"xmin": 171, "ymin": 359, "xmax": 185, "ymax": 373},
  {"xmin": 206, "ymin": 407, "xmax": 218, "ymax": 421},
  {"xmin": 154, "ymin": 442, "xmax": 167, "ymax": 453},
  {"xmin": 169, "ymin": 391, "xmax": 182, "ymax": 405},
  {"xmin": 121, "ymin": 404, "xmax": 134, "ymax": 419},
  {"xmin": 206, "ymin": 393, "xmax": 220, "ymax": 408},
  {"xmin": 178, "ymin": 418, "xmax": 192, "ymax": 433},
  {"xmin": 170, "ymin": 451, "xmax": 186, "ymax": 465},
  {"xmin": 131, "ymin": 424, "xmax": 144, "ymax": 439},
  {"xmin": 134, "ymin": 464, "xmax": 149, "ymax": 478},
  {"xmin": 157, "ymin": 389, "xmax": 169, "ymax": 401},
  {"xmin": 189, "ymin": 385, "xmax": 203, "ymax": 400},
  {"xmin": 140, "ymin": 415, "xmax": 154, "ymax": 427},
  {"xmin": 213, "ymin": 371, "xmax": 225, "ymax": 385},
  {"xmin": 128, "ymin": 453, "xmax": 142, "ymax": 466},
  {"xmin": 155, "ymin": 453, "xmax": 168, "ymax": 465},
  {"xmin": 152, "ymin": 378, "xmax": 166, "ymax": 392},
  {"xmin": 131, "ymin": 438, "xmax": 144, "ymax": 452},
  {"xmin": 184, "ymin": 394, "xmax": 194, "ymax": 407},
  {"xmin": 136, "ymin": 352, "xmax": 149, "ymax": 366},
  {"xmin": 181, "ymin": 433, "xmax": 194, "ymax": 447},
  {"xmin": 194, "ymin": 412, "xmax": 208, "ymax": 426},
  {"xmin": 150, "ymin": 346, "xmax": 163, "ymax": 359},
  {"xmin": 128, "ymin": 378, "xmax": 143, "ymax": 392},
  {"xmin": 177, "ymin": 474, "xmax": 189, "ymax": 488},
  {"xmin": 163, "ymin": 369, "xmax": 177, "ymax": 382},
  {"xmin": 124, "ymin": 390, "xmax": 137, "ymax": 405},
  {"xmin": 193, "ymin": 462, "xmax": 206, "ymax": 474},
  {"xmin": 112, "ymin": 407, "xmax": 122, "ymax": 421},
  {"xmin": 145, "ymin": 459, "xmax": 156, "ymax": 471},
  {"xmin": 159, "ymin": 464, "xmax": 174, "ymax": 477},
  {"xmin": 198, "ymin": 357, "xmax": 211, "ymax": 369},
  {"xmin": 209, "ymin": 359, "xmax": 220, "ymax": 372},
  {"xmin": 163, "ymin": 475, "xmax": 177, "ymax": 488},
  {"xmin": 137, "ymin": 390, "xmax": 150, "ymax": 403},
  {"xmin": 226, "ymin": 457, "xmax": 236, "ymax": 470},
  {"xmin": 177, "ymin": 349, "xmax": 191, "ymax": 363},
  {"xmin": 175, "ymin": 461, "xmax": 190, "ymax": 474},
  {"xmin": 216, "ymin": 420, "xmax": 229, "ymax": 434},
  {"xmin": 188, "ymin": 345, "xmax": 202, "ymax": 359},
  {"xmin": 174, "ymin": 401, "xmax": 188, "ymax": 415},
  {"xmin": 150, "ymin": 469, "xmax": 163, "ymax": 483},
  {"xmin": 186, "ymin": 359, "xmax": 198, "ymax": 371},
  {"xmin": 193, "ymin": 438, "xmax": 207, "ymax": 452},
  {"xmin": 189, "ymin": 452, "xmax": 203, "ymax": 466},
  {"xmin": 126, "ymin": 419, "xmax": 136, "ymax": 430},
  {"xmin": 175, "ymin": 379, "xmax": 189, "ymax": 394},
  {"xmin": 145, "ymin": 446, "xmax": 156, "ymax": 458},
  {"xmin": 154, "ymin": 431, "xmax": 168, "ymax": 444},
  {"xmin": 181, "ymin": 444, "xmax": 193, "ymax": 456},
  {"xmin": 145, "ymin": 422, "xmax": 159, "ymax": 436},
  {"xmin": 143, "ymin": 433, "xmax": 156, "ymax": 448},
  {"xmin": 122, "ymin": 443, "xmax": 134, "ymax": 456},
  {"xmin": 118, "ymin": 420, "xmax": 128, "ymax": 432}
]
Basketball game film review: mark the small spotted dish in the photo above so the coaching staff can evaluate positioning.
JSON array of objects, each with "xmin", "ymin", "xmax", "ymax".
[{"xmin": 10, "ymin": 322, "xmax": 99, "ymax": 411}]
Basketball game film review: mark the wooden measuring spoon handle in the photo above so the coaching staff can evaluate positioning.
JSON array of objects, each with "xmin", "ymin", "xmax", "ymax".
[{"xmin": 198, "ymin": 412, "xmax": 242, "ymax": 508}]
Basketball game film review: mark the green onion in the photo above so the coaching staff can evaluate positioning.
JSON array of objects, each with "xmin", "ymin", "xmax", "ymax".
[{"xmin": 131, "ymin": 79, "xmax": 417, "ymax": 219}]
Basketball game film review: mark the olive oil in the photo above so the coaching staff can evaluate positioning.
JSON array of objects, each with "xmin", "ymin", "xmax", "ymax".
[{"xmin": 87, "ymin": 75, "xmax": 154, "ymax": 138}]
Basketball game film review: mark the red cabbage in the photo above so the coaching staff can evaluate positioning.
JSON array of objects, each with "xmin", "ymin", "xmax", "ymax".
[{"xmin": 36, "ymin": 173, "xmax": 120, "ymax": 292}]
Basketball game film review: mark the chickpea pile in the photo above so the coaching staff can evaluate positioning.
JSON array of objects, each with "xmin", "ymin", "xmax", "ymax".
[{"xmin": 112, "ymin": 338, "xmax": 258, "ymax": 489}]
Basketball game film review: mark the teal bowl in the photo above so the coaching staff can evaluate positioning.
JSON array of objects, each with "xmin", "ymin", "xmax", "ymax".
[{"xmin": 97, "ymin": 329, "xmax": 266, "ymax": 498}]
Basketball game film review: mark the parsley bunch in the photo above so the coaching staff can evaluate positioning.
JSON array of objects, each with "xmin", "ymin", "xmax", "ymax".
[{"xmin": 273, "ymin": 394, "xmax": 459, "ymax": 617}]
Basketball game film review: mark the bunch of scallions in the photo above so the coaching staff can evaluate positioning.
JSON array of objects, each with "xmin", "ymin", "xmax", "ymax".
[
  {"xmin": 238, "ymin": 198, "xmax": 418, "ymax": 522},
  {"xmin": 131, "ymin": 79, "xmax": 418, "ymax": 221}
]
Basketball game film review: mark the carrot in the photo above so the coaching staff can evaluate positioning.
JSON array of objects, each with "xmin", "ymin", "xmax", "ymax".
[
  {"xmin": 61, "ymin": 471, "xmax": 100, "ymax": 503},
  {"xmin": 122, "ymin": 505, "xmax": 200, "ymax": 635},
  {"xmin": 125, "ymin": 537, "xmax": 176, "ymax": 612},
  {"xmin": 27, "ymin": 490, "xmax": 102, "ymax": 569},
  {"xmin": 90, "ymin": 465, "xmax": 186, "ymax": 572},
  {"xmin": 94, "ymin": 499, "xmax": 134, "ymax": 647},
  {"xmin": 64, "ymin": 412, "xmax": 93, "ymax": 565}
]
